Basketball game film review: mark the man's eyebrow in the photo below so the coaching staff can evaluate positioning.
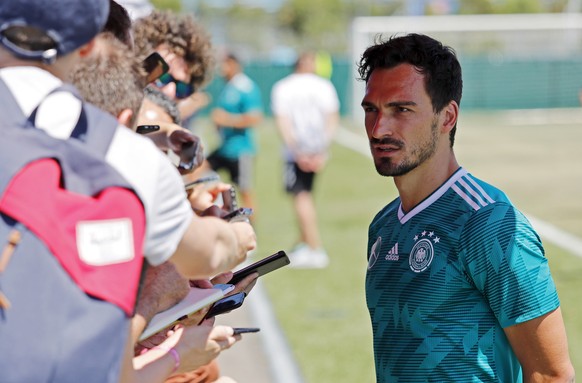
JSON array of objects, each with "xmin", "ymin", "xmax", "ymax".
[
  {"xmin": 385, "ymin": 101, "xmax": 417, "ymax": 107},
  {"xmin": 360, "ymin": 100, "xmax": 418, "ymax": 108}
]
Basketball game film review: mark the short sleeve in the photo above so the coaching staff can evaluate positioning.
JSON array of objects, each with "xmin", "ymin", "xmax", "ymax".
[
  {"xmin": 105, "ymin": 127, "xmax": 193, "ymax": 266},
  {"xmin": 459, "ymin": 203, "xmax": 560, "ymax": 328}
]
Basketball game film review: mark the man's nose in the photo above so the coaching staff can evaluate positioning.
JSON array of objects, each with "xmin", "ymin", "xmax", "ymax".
[{"xmin": 371, "ymin": 112, "xmax": 394, "ymax": 138}]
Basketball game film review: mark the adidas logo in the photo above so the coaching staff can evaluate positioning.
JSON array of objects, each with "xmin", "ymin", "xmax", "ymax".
[{"xmin": 385, "ymin": 243, "xmax": 399, "ymax": 261}]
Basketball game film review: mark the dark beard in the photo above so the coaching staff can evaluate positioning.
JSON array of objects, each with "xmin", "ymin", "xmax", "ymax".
[{"xmin": 373, "ymin": 119, "xmax": 439, "ymax": 177}]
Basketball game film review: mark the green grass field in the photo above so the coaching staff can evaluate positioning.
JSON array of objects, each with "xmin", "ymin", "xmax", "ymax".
[{"xmin": 196, "ymin": 110, "xmax": 582, "ymax": 382}]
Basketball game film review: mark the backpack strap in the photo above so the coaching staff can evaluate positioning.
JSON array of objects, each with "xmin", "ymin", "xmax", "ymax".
[
  {"xmin": 28, "ymin": 83, "xmax": 120, "ymax": 157},
  {"xmin": 0, "ymin": 77, "xmax": 120, "ymax": 158},
  {"xmin": 0, "ymin": 76, "xmax": 27, "ymax": 129}
]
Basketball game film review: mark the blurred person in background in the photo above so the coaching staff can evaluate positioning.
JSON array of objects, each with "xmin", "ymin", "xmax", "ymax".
[
  {"xmin": 359, "ymin": 33, "xmax": 574, "ymax": 382},
  {"xmin": 202, "ymin": 52, "xmax": 263, "ymax": 218},
  {"xmin": 271, "ymin": 52, "xmax": 339, "ymax": 268}
]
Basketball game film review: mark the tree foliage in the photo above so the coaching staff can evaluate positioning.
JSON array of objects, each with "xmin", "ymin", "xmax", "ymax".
[
  {"xmin": 151, "ymin": 0, "xmax": 181, "ymax": 12},
  {"xmin": 187, "ymin": 0, "xmax": 573, "ymax": 57}
]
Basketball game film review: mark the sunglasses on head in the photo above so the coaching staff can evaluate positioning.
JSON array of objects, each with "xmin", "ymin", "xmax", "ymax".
[{"xmin": 155, "ymin": 73, "xmax": 195, "ymax": 99}]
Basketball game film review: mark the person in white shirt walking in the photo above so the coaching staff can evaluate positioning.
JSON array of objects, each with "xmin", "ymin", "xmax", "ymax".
[{"xmin": 271, "ymin": 52, "xmax": 340, "ymax": 268}]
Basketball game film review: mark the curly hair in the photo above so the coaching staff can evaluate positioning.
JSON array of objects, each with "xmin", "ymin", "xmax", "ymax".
[{"xmin": 132, "ymin": 10, "xmax": 214, "ymax": 89}]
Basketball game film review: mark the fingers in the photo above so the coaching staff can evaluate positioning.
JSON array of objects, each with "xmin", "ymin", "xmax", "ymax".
[
  {"xmin": 210, "ymin": 325, "xmax": 240, "ymax": 350},
  {"xmin": 190, "ymin": 279, "xmax": 213, "ymax": 289},
  {"xmin": 230, "ymin": 221, "xmax": 257, "ymax": 253},
  {"xmin": 211, "ymin": 271, "xmax": 234, "ymax": 285},
  {"xmin": 231, "ymin": 273, "xmax": 258, "ymax": 295}
]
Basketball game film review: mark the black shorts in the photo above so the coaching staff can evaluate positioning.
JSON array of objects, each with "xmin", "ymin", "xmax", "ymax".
[
  {"xmin": 284, "ymin": 161, "xmax": 316, "ymax": 195},
  {"xmin": 206, "ymin": 152, "xmax": 254, "ymax": 192}
]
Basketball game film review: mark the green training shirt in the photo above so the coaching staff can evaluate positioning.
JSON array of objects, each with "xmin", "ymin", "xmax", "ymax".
[{"xmin": 366, "ymin": 168, "xmax": 560, "ymax": 382}]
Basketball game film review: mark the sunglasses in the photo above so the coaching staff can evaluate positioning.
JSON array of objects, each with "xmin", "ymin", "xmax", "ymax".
[{"xmin": 155, "ymin": 73, "xmax": 195, "ymax": 99}]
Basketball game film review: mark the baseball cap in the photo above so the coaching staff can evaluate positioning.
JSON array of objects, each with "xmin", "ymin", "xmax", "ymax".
[{"xmin": 0, "ymin": 0, "xmax": 110, "ymax": 63}]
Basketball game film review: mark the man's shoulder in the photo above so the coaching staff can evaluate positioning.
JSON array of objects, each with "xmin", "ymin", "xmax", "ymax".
[
  {"xmin": 110, "ymin": 124, "xmax": 166, "ymax": 157},
  {"xmin": 231, "ymin": 73, "xmax": 259, "ymax": 93}
]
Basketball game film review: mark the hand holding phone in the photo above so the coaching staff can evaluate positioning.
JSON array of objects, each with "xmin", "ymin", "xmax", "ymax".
[
  {"xmin": 168, "ymin": 130, "xmax": 204, "ymax": 174},
  {"xmin": 201, "ymin": 291, "xmax": 246, "ymax": 322},
  {"xmin": 142, "ymin": 52, "xmax": 169, "ymax": 84},
  {"xmin": 229, "ymin": 251, "xmax": 290, "ymax": 285},
  {"xmin": 222, "ymin": 207, "xmax": 253, "ymax": 223}
]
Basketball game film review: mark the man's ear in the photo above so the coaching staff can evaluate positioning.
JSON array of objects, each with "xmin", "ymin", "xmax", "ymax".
[
  {"xmin": 117, "ymin": 108, "xmax": 135, "ymax": 130},
  {"xmin": 78, "ymin": 38, "xmax": 97, "ymax": 58},
  {"xmin": 440, "ymin": 100, "xmax": 459, "ymax": 134}
]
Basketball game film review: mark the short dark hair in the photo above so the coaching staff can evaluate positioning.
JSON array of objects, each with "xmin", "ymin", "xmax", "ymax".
[
  {"xmin": 144, "ymin": 85, "xmax": 181, "ymax": 125},
  {"xmin": 358, "ymin": 33, "xmax": 462, "ymax": 146},
  {"xmin": 104, "ymin": 0, "xmax": 133, "ymax": 48}
]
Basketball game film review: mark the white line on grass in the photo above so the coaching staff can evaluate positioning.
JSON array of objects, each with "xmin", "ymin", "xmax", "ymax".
[
  {"xmin": 247, "ymin": 279, "xmax": 306, "ymax": 383},
  {"xmin": 334, "ymin": 126, "xmax": 582, "ymax": 259},
  {"xmin": 527, "ymin": 217, "xmax": 582, "ymax": 259}
]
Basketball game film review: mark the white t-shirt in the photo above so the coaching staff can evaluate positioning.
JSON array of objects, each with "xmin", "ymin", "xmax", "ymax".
[
  {"xmin": 0, "ymin": 67, "xmax": 193, "ymax": 266},
  {"xmin": 271, "ymin": 73, "xmax": 339, "ymax": 157}
]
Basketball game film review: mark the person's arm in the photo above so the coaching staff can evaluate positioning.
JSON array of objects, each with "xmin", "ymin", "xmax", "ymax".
[
  {"xmin": 504, "ymin": 308, "xmax": 575, "ymax": 382},
  {"xmin": 170, "ymin": 216, "xmax": 256, "ymax": 280},
  {"xmin": 324, "ymin": 109, "xmax": 340, "ymax": 144},
  {"xmin": 119, "ymin": 323, "xmax": 239, "ymax": 382},
  {"xmin": 211, "ymin": 108, "xmax": 262, "ymax": 129},
  {"xmin": 177, "ymin": 91, "xmax": 210, "ymax": 121},
  {"xmin": 273, "ymin": 113, "xmax": 297, "ymax": 152},
  {"xmin": 131, "ymin": 262, "xmax": 190, "ymax": 344}
]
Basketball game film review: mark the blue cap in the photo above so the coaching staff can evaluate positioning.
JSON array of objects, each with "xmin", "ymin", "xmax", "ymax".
[{"xmin": 0, "ymin": 0, "xmax": 110, "ymax": 63}]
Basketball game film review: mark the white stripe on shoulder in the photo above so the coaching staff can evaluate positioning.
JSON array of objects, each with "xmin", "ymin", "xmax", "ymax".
[
  {"xmin": 464, "ymin": 175, "xmax": 496, "ymax": 204},
  {"xmin": 452, "ymin": 184, "xmax": 481, "ymax": 211},
  {"xmin": 452, "ymin": 174, "xmax": 496, "ymax": 211},
  {"xmin": 399, "ymin": 168, "xmax": 468, "ymax": 224}
]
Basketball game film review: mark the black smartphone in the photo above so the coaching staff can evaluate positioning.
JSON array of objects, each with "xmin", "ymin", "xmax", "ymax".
[
  {"xmin": 203, "ymin": 292, "xmax": 246, "ymax": 320},
  {"xmin": 136, "ymin": 125, "xmax": 160, "ymax": 135},
  {"xmin": 222, "ymin": 207, "xmax": 253, "ymax": 223},
  {"xmin": 232, "ymin": 327, "xmax": 260, "ymax": 335},
  {"xmin": 229, "ymin": 250, "xmax": 290, "ymax": 285},
  {"xmin": 143, "ymin": 52, "xmax": 169, "ymax": 84}
]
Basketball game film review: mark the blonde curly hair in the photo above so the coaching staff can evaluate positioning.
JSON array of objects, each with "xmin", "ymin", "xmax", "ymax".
[{"xmin": 132, "ymin": 10, "xmax": 214, "ymax": 89}]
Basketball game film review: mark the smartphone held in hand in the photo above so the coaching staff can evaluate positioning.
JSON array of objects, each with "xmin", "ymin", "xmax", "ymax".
[
  {"xmin": 229, "ymin": 250, "xmax": 290, "ymax": 285},
  {"xmin": 202, "ymin": 291, "xmax": 246, "ymax": 320},
  {"xmin": 221, "ymin": 207, "xmax": 253, "ymax": 223},
  {"xmin": 232, "ymin": 327, "xmax": 260, "ymax": 335}
]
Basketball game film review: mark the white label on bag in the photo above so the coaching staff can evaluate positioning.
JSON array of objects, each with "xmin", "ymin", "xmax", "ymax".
[{"xmin": 76, "ymin": 219, "xmax": 134, "ymax": 265}]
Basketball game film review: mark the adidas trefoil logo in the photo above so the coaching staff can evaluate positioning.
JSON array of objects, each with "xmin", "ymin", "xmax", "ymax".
[{"xmin": 385, "ymin": 243, "xmax": 399, "ymax": 261}]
